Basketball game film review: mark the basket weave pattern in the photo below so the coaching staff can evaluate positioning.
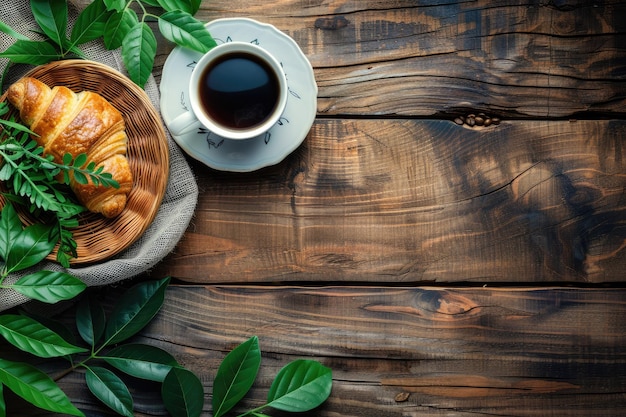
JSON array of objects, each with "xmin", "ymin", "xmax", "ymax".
[{"xmin": 0, "ymin": 60, "xmax": 169, "ymax": 265}]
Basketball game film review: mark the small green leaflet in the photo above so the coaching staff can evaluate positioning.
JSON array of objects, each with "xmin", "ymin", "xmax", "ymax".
[
  {"xmin": 0, "ymin": 315, "xmax": 87, "ymax": 358},
  {"xmin": 0, "ymin": 359, "xmax": 84, "ymax": 416},
  {"xmin": 212, "ymin": 336, "xmax": 261, "ymax": 417}
]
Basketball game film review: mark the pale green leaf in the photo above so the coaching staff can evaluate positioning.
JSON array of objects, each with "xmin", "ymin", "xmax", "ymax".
[
  {"xmin": 0, "ymin": 358, "xmax": 84, "ymax": 416},
  {"xmin": 0, "ymin": 315, "xmax": 87, "ymax": 358},
  {"xmin": 12, "ymin": 270, "xmax": 86, "ymax": 303},
  {"xmin": 85, "ymin": 366, "xmax": 133, "ymax": 417},
  {"xmin": 158, "ymin": 10, "xmax": 216, "ymax": 53},
  {"xmin": 121, "ymin": 22, "xmax": 156, "ymax": 88},
  {"xmin": 266, "ymin": 360, "xmax": 332, "ymax": 412},
  {"xmin": 162, "ymin": 367, "xmax": 204, "ymax": 417},
  {"xmin": 212, "ymin": 336, "xmax": 261, "ymax": 417}
]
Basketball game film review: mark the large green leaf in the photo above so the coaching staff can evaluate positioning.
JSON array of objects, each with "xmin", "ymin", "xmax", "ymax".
[
  {"xmin": 212, "ymin": 336, "xmax": 261, "ymax": 417},
  {"xmin": 0, "ymin": 314, "xmax": 87, "ymax": 358},
  {"xmin": 85, "ymin": 366, "xmax": 133, "ymax": 417},
  {"xmin": 5, "ymin": 223, "xmax": 56, "ymax": 273},
  {"xmin": 0, "ymin": 20, "xmax": 30, "ymax": 41},
  {"xmin": 0, "ymin": 204, "xmax": 22, "ymax": 262},
  {"xmin": 70, "ymin": 0, "xmax": 112, "ymax": 45},
  {"xmin": 0, "ymin": 358, "xmax": 84, "ymax": 416},
  {"xmin": 103, "ymin": 0, "xmax": 126, "ymax": 12},
  {"xmin": 158, "ymin": 10, "xmax": 216, "ymax": 53},
  {"xmin": 266, "ymin": 360, "xmax": 332, "ymax": 412},
  {"xmin": 0, "ymin": 383, "xmax": 5, "ymax": 417},
  {"xmin": 121, "ymin": 22, "xmax": 157, "ymax": 88},
  {"xmin": 76, "ymin": 296, "xmax": 106, "ymax": 347},
  {"xmin": 30, "ymin": 0, "xmax": 68, "ymax": 50},
  {"xmin": 0, "ymin": 39, "xmax": 61, "ymax": 65},
  {"xmin": 157, "ymin": 0, "xmax": 201, "ymax": 14},
  {"xmin": 11, "ymin": 270, "xmax": 86, "ymax": 303},
  {"xmin": 162, "ymin": 367, "xmax": 204, "ymax": 417},
  {"xmin": 103, "ymin": 277, "xmax": 170, "ymax": 346},
  {"xmin": 103, "ymin": 343, "xmax": 179, "ymax": 382},
  {"xmin": 103, "ymin": 8, "xmax": 138, "ymax": 50}
]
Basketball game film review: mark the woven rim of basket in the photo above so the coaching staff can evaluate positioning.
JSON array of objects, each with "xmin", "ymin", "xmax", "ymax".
[{"xmin": 0, "ymin": 59, "xmax": 169, "ymax": 266}]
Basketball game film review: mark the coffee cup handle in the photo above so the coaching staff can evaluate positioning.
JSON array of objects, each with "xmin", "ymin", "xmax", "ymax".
[{"xmin": 168, "ymin": 111, "xmax": 202, "ymax": 136}]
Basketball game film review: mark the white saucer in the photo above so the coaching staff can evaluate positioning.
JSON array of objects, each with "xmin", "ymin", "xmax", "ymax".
[{"xmin": 160, "ymin": 18, "xmax": 317, "ymax": 172}]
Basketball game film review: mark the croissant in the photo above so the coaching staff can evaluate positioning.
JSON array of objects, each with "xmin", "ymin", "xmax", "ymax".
[{"xmin": 6, "ymin": 77, "xmax": 133, "ymax": 218}]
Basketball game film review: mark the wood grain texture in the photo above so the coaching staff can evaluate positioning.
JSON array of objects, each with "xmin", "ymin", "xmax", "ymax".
[
  {"xmin": 151, "ymin": 119, "xmax": 626, "ymax": 284},
  {"xmin": 70, "ymin": 0, "xmax": 626, "ymax": 118},
  {"xmin": 7, "ymin": 285, "xmax": 626, "ymax": 416}
]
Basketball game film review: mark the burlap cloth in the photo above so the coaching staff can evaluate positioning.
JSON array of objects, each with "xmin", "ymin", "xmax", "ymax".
[{"xmin": 0, "ymin": 1, "xmax": 198, "ymax": 312}]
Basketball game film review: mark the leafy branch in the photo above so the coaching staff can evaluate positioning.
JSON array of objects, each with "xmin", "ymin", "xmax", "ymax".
[
  {"xmin": 0, "ymin": 277, "xmax": 333, "ymax": 416},
  {"xmin": 0, "ymin": 101, "xmax": 120, "ymax": 266},
  {"xmin": 0, "ymin": 0, "xmax": 216, "ymax": 88}
]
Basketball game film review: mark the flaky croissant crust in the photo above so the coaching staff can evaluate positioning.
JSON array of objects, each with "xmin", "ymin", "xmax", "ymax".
[{"xmin": 7, "ymin": 77, "xmax": 133, "ymax": 218}]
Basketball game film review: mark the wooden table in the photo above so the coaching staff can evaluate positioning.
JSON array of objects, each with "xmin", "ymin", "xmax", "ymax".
[{"xmin": 10, "ymin": 1, "xmax": 626, "ymax": 416}]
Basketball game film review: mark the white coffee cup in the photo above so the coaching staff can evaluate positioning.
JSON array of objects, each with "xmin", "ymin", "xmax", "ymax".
[{"xmin": 168, "ymin": 42, "xmax": 288, "ymax": 140}]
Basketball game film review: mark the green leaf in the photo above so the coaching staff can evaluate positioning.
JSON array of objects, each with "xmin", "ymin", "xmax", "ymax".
[
  {"xmin": 103, "ymin": 277, "xmax": 170, "ymax": 346},
  {"xmin": 162, "ymin": 367, "xmax": 204, "ymax": 417},
  {"xmin": 121, "ymin": 22, "xmax": 156, "ymax": 88},
  {"xmin": 76, "ymin": 296, "xmax": 106, "ymax": 347},
  {"xmin": 0, "ymin": 39, "xmax": 61, "ymax": 65},
  {"xmin": 103, "ymin": 0, "xmax": 126, "ymax": 12},
  {"xmin": 266, "ymin": 360, "xmax": 332, "ymax": 412},
  {"xmin": 0, "ymin": 20, "xmax": 30, "ymax": 41},
  {"xmin": 103, "ymin": 343, "xmax": 179, "ymax": 382},
  {"xmin": 0, "ymin": 383, "xmax": 5, "ymax": 417},
  {"xmin": 157, "ymin": 0, "xmax": 201, "ymax": 14},
  {"xmin": 71, "ymin": 0, "xmax": 112, "ymax": 45},
  {"xmin": 0, "ymin": 359, "xmax": 84, "ymax": 416},
  {"xmin": 212, "ymin": 336, "xmax": 261, "ymax": 417},
  {"xmin": 85, "ymin": 366, "xmax": 134, "ymax": 417},
  {"xmin": 5, "ymin": 223, "xmax": 56, "ymax": 273},
  {"xmin": 11, "ymin": 270, "xmax": 86, "ymax": 303},
  {"xmin": 0, "ymin": 203, "xmax": 22, "ymax": 262},
  {"xmin": 30, "ymin": 0, "xmax": 68, "ymax": 50},
  {"xmin": 0, "ymin": 314, "xmax": 87, "ymax": 358},
  {"xmin": 103, "ymin": 8, "xmax": 138, "ymax": 50},
  {"xmin": 158, "ymin": 10, "xmax": 216, "ymax": 53}
]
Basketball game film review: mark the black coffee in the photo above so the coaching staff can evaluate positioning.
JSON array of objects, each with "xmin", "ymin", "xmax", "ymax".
[{"xmin": 198, "ymin": 52, "xmax": 280, "ymax": 130}]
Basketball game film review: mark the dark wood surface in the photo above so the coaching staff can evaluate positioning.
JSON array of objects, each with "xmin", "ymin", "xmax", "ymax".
[{"xmin": 8, "ymin": 1, "xmax": 626, "ymax": 416}]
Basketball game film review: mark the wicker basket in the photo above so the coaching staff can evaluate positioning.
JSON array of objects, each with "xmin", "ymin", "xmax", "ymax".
[{"xmin": 0, "ymin": 60, "xmax": 169, "ymax": 265}]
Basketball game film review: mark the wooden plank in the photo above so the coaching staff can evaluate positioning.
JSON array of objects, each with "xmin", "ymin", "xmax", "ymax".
[
  {"xmin": 7, "ymin": 285, "xmax": 626, "ymax": 416},
  {"xmin": 71, "ymin": 1, "xmax": 626, "ymax": 117},
  {"xmin": 150, "ymin": 119, "xmax": 626, "ymax": 284},
  {"xmin": 148, "ymin": 0, "xmax": 626, "ymax": 118}
]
